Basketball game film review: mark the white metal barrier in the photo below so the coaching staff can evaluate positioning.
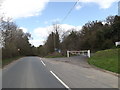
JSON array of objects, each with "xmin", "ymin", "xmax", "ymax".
[
  {"xmin": 67, "ymin": 50, "xmax": 90, "ymax": 58},
  {"xmin": 115, "ymin": 41, "xmax": 120, "ymax": 46}
]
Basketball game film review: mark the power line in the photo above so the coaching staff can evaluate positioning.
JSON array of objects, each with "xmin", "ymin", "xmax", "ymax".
[{"xmin": 61, "ymin": 0, "xmax": 79, "ymax": 23}]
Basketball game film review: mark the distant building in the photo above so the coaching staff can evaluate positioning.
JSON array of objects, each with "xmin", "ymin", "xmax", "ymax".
[{"xmin": 118, "ymin": 1, "xmax": 120, "ymax": 16}]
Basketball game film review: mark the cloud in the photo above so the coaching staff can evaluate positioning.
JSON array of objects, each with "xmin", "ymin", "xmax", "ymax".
[
  {"xmin": 31, "ymin": 24, "xmax": 82, "ymax": 47},
  {"xmin": 43, "ymin": 18, "xmax": 61, "ymax": 25},
  {"xmin": 0, "ymin": 0, "xmax": 118, "ymax": 19},
  {"xmin": 61, "ymin": 24, "xmax": 82, "ymax": 31},
  {"xmin": 75, "ymin": 4, "xmax": 82, "ymax": 10},
  {"xmin": 33, "ymin": 26, "xmax": 53, "ymax": 39},
  {"xmin": 51, "ymin": 18, "xmax": 61, "ymax": 23},
  {"xmin": 19, "ymin": 27, "xmax": 28, "ymax": 33},
  {"xmin": 33, "ymin": 24, "xmax": 81, "ymax": 40},
  {"xmin": 78, "ymin": 0, "xmax": 118, "ymax": 9},
  {"xmin": 0, "ymin": 0, "xmax": 49, "ymax": 19},
  {"xmin": 29, "ymin": 39, "xmax": 45, "ymax": 47}
]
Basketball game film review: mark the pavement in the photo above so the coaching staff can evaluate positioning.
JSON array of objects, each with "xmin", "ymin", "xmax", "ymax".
[
  {"xmin": 47, "ymin": 55, "xmax": 119, "ymax": 76},
  {"xmin": 46, "ymin": 55, "xmax": 91, "ymax": 68},
  {"xmin": 42, "ymin": 56, "xmax": 118, "ymax": 88},
  {"xmin": 2, "ymin": 56, "xmax": 119, "ymax": 88}
]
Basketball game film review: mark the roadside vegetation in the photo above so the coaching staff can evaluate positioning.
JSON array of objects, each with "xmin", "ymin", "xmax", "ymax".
[
  {"xmin": 88, "ymin": 48, "xmax": 119, "ymax": 74},
  {"xmin": 0, "ymin": 17, "xmax": 37, "ymax": 68},
  {"xmin": 45, "ymin": 52, "xmax": 65, "ymax": 58},
  {"xmin": 0, "ymin": 15, "xmax": 119, "ymax": 68},
  {"xmin": 2, "ymin": 56, "xmax": 22, "ymax": 67},
  {"xmin": 38, "ymin": 15, "xmax": 120, "ymax": 57}
]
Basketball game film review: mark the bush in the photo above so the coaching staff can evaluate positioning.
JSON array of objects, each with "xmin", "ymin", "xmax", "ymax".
[{"xmin": 45, "ymin": 52, "xmax": 64, "ymax": 58}]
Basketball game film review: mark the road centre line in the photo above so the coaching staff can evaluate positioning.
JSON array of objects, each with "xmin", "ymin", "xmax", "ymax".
[
  {"xmin": 41, "ymin": 60, "xmax": 46, "ymax": 66},
  {"xmin": 50, "ymin": 71, "xmax": 71, "ymax": 90}
]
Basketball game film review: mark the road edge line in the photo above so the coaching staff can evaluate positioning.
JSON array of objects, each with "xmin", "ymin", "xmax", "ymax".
[{"xmin": 50, "ymin": 70, "xmax": 71, "ymax": 90}]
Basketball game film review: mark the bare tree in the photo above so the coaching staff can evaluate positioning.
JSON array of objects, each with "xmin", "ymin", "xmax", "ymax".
[{"xmin": 52, "ymin": 22, "xmax": 61, "ymax": 51}]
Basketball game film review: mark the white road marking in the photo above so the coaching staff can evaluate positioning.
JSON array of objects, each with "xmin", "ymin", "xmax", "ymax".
[
  {"xmin": 41, "ymin": 60, "xmax": 46, "ymax": 66},
  {"xmin": 50, "ymin": 71, "xmax": 71, "ymax": 90}
]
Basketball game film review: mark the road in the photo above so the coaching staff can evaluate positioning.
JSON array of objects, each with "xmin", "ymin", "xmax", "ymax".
[
  {"xmin": 2, "ymin": 57, "xmax": 67, "ymax": 88},
  {"xmin": 2, "ymin": 56, "xmax": 118, "ymax": 88}
]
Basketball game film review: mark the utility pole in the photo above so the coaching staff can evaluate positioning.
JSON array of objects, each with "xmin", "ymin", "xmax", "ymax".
[{"xmin": 54, "ymin": 31, "xmax": 56, "ymax": 52}]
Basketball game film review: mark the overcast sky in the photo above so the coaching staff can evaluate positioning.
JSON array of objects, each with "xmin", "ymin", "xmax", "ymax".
[{"xmin": 0, "ymin": 0, "xmax": 119, "ymax": 47}]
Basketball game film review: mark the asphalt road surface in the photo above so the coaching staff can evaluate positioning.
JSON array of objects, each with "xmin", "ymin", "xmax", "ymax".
[
  {"xmin": 2, "ymin": 56, "xmax": 118, "ymax": 88},
  {"xmin": 2, "ymin": 57, "xmax": 67, "ymax": 88}
]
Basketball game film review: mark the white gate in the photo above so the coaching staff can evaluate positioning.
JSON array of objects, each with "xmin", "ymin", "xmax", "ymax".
[
  {"xmin": 115, "ymin": 41, "xmax": 120, "ymax": 46},
  {"xmin": 67, "ymin": 50, "xmax": 90, "ymax": 58}
]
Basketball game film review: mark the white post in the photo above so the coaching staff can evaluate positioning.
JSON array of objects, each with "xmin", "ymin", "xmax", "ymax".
[
  {"xmin": 67, "ymin": 51, "xmax": 70, "ymax": 57},
  {"xmin": 88, "ymin": 50, "xmax": 90, "ymax": 58},
  {"xmin": 82, "ymin": 52, "xmax": 85, "ymax": 56},
  {"xmin": 115, "ymin": 42, "xmax": 118, "ymax": 46}
]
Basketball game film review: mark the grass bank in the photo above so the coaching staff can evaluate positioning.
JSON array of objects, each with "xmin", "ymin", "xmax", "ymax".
[
  {"xmin": 2, "ymin": 56, "xmax": 22, "ymax": 68},
  {"xmin": 88, "ymin": 48, "xmax": 119, "ymax": 74}
]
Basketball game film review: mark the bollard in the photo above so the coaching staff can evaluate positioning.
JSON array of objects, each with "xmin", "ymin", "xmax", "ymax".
[
  {"xmin": 67, "ymin": 51, "xmax": 70, "ymax": 57},
  {"xmin": 88, "ymin": 50, "xmax": 90, "ymax": 58}
]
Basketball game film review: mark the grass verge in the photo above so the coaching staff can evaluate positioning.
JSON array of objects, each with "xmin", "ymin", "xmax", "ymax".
[
  {"xmin": 2, "ymin": 56, "xmax": 22, "ymax": 68},
  {"xmin": 88, "ymin": 48, "xmax": 119, "ymax": 74}
]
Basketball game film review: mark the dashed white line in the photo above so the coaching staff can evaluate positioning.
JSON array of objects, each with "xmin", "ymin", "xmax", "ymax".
[
  {"xmin": 50, "ymin": 71, "xmax": 71, "ymax": 90},
  {"xmin": 41, "ymin": 60, "xmax": 46, "ymax": 66}
]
